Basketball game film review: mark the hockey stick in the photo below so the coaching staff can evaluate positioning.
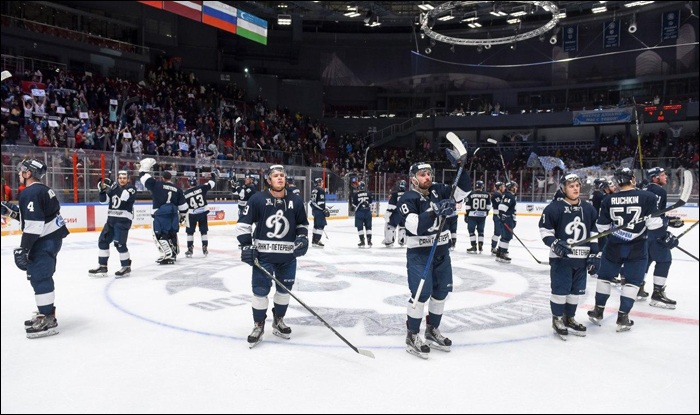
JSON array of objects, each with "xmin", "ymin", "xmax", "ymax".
[
  {"xmin": 676, "ymin": 246, "xmax": 699, "ymax": 262},
  {"xmin": 323, "ymin": 230, "xmax": 330, "ymax": 240},
  {"xmin": 411, "ymin": 133, "xmax": 468, "ymax": 309},
  {"xmin": 502, "ymin": 222, "xmax": 548, "ymax": 265},
  {"xmin": 487, "ymin": 138, "xmax": 511, "ymax": 182},
  {"xmin": 676, "ymin": 220, "xmax": 698, "ymax": 240},
  {"xmin": 631, "ymin": 97, "xmax": 645, "ymax": 178},
  {"xmin": 571, "ymin": 170, "xmax": 694, "ymax": 247},
  {"xmin": 253, "ymin": 259, "xmax": 375, "ymax": 359},
  {"xmin": 111, "ymin": 96, "xmax": 140, "ymax": 179}
]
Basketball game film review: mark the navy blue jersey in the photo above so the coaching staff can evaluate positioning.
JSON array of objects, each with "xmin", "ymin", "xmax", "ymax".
[
  {"xmin": 590, "ymin": 190, "xmax": 607, "ymax": 215},
  {"xmin": 234, "ymin": 184, "xmax": 257, "ymax": 208},
  {"xmin": 352, "ymin": 190, "xmax": 374, "ymax": 212},
  {"xmin": 597, "ymin": 189, "xmax": 662, "ymax": 245},
  {"xmin": 140, "ymin": 174, "xmax": 188, "ymax": 212},
  {"xmin": 464, "ymin": 190, "xmax": 491, "ymax": 218},
  {"xmin": 553, "ymin": 189, "xmax": 565, "ymax": 202},
  {"xmin": 645, "ymin": 183, "xmax": 668, "ymax": 233},
  {"xmin": 310, "ymin": 187, "xmax": 326, "ymax": 212},
  {"xmin": 540, "ymin": 200, "xmax": 599, "ymax": 260},
  {"xmin": 100, "ymin": 184, "xmax": 137, "ymax": 222},
  {"xmin": 491, "ymin": 191, "xmax": 503, "ymax": 211},
  {"xmin": 387, "ymin": 190, "xmax": 405, "ymax": 214},
  {"xmin": 236, "ymin": 191, "xmax": 309, "ymax": 264},
  {"xmin": 185, "ymin": 179, "xmax": 215, "ymax": 215},
  {"xmin": 398, "ymin": 174, "xmax": 471, "ymax": 256},
  {"xmin": 498, "ymin": 191, "xmax": 518, "ymax": 218},
  {"xmin": 389, "ymin": 192, "xmax": 407, "ymax": 226},
  {"xmin": 18, "ymin": 182, "xmax": 69, "ymax": 250},
  {"xmin": 286, "ymin": 185, "xmax": 300, "ymax": 197}
]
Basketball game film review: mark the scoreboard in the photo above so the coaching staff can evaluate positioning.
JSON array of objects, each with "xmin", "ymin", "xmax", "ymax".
[{"xmin": 642, "ymin": 104, "xmax": 687, "ymax": 122}]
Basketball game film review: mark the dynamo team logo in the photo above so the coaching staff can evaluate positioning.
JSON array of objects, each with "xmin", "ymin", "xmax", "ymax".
[{"xmin": 265, "ymin": 210, "xmax": 289, "ymax": 239}]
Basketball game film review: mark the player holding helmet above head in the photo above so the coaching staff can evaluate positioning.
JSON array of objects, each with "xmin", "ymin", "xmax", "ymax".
[
  {"xmin": 396, "ymin": 161, "xmax": 471, "ymax": 359},
  {"xmin": 464, "ymin": 180, "xmax": 490, "ymax": 254},
  {"xmin": 588, "ymin": 167, "xmax": 667, "ymax": 332},
  {"xmin": 89, "ymin": 170, "xmax": 137, "ymax": 278},
  {"xmin": 184, "ymin": 172, "xmax": 217, "ymax": 258},
  {"xmin": 235, "ymin": 165, "xmax": 309, "ymax": 349},
  {"xmin": 383, "ymin": 180, "xmax": 407, "ymax": 247},
  {"xmin": 2, "ymin": 159, "xmax": 69, "ymax": 338},
  {"xmin": 309, "ymin": 177, "xmax": 329, "ymax": 248},
  {"xmin": 539, "ymin": 174, "xmax": 600, "ymax": 340},
  {"xmin": 352, "ymin": 181, "xmax": 375, "ymax": 248}
]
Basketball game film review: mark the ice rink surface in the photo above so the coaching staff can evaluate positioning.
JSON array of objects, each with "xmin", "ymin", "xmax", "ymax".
[{"xmin": 2, "ymin": 215, "xmax": 698, "ymax": 413}]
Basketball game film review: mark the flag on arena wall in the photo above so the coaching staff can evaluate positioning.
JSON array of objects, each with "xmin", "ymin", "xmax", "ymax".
[
  {"xmin": 237, "ymin": 10, "xmax": 268, "ymax": 45},
  {"xmin": 538, "ymin": 156, "xmax": 566, "ymax": 172},
  {"xmin": 563, "ymin": 25, "xmax": 578, "ymax": 53},
  {"xmin": 202, "ymin": 2, "xmax": 237, "ymax": 34},
  {"xmin": 163, "ymin": 1, "xmax": 202, "ymax": 22},
  {"xmin": 620, "ymin": 157, "xmax": 635, "ymax": 169},
  {"xmin": 662, "ymin": 10, "xmax": 681, "ymax": 41},
  {"xmin": 604, "ymin": 21, "xmax": 621, "ymax": 49},
  {"xmin": 138, "ymin": 1, "xmax": 163, "ymax": 8},
  {"xmin": 526, "ymin": 152, "xmax": 540, "ymax": 168}
]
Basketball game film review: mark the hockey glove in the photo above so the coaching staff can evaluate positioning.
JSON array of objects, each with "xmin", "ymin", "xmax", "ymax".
[
  {"xmin": 241, "ymin": 245, "xmax": 258, "ymax": 266},
  {"xmin": 551, "ymin": 239, "xmax": 573, "ymax": 258},
  {"xmin": 14, "ymin": 247, "xmax": 29, "ymax": 271},
  {"xmin": 210, "ymin": 170, "xmax": 218, "ymax": 180},
  {"xmin": 323, "ymin": 209, "xmax": 331, "ymax": 218},
  {"xmin": 587, "ymin": 253, "xmax": 602, "ymax": 275},
  {"xmin": 97, "ymin": 178, "xmax": 113, "ymax": 193},
  {"xmin": 139, "ymin": 158, "xmax": 157, "ymax": 173},
  {"xmin": 432, "ymin": 199, "xmax": 456, "ymax": 218},
  {"xmin": 1, "ymin": 201, "xmax": 20, "ymax": 221},
  {"xmin": 657, "ymin": 231, "xmax": 679, "ymax": 250},
  {"xmin": 294, "ymin": 235, "xmax": 309, "ymax": 258},
  {"xmin": 667, "ymin": 216, "xmax": 684, "ymax": 228}
]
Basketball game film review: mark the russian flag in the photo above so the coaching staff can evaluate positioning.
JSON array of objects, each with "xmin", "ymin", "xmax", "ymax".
[
  {"xmin": 163, "ymin": 1, "xmax": 202, "ymax": 22},
  {"xmin": 202, "ymin": 1, "xmax": 237, "ymax": 34}
]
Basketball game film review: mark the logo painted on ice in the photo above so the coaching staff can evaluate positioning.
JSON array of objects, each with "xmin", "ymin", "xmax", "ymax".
[{"xmin": 265, "ymin": 210, "xmax": 289, "ymax": 239}]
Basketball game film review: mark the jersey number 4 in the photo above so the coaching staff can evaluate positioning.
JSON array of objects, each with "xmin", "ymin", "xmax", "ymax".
[{"xmin": 189, "ymin": 195, "xmax": 205, "ymax": 209}]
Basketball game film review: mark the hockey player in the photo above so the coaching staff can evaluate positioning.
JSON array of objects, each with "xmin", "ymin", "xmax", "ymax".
[
  {"xmin": 233, "ymin": 174, "xmax": 257, "ymax": 218},
  {"xmin": 490, "ymin": 181, "xmax": 506, "ymax": 255},
  {"xmin": 397, "ymin": 162, "xmax": 471, "ymax": 359},
  {"xmin": 1, "ymin": 159, "xmax": 69, "ymax": 338},
  {"xmin": 309, "ymin": 177, "xmax": 329, "ymax": 248},
  {"xmin": 539, "ymin": 174, "xmax": 600, "ymax": 340},
  {"xmin": 642, "ymin": 167, "xmax": 685, "ymax": 309},
  {"xmin": 496, "ymin": 181, "xmax": 519, "ymax": 263},
  {"xmin": 447, "ymin": 207, "xmax": 459, "ymax": 251},
  {"xmin": 286, "ymin": 177, "xmax": 301, "ymax": 197},
  {"xmin": 591, "ymin": 178, "xmax": 616, "ymax": 215},
  {"xmin": 352, "ymin": 181, "xmax": 374, "ymax": 248},
  {"xmin": 89, "ymin": 170, "xmax": 137, "ymax": 278},
  {"xmin": 184, "ymin": 172, "xmax": 217, "ymax": 258},
  {"xmin": 464, "ymin": 180, "xmax": 490, "ymax": 254},
  {"xmin": 139, "ymin": 159, "xmax": 188, "ymax": 265},
  {"xmin": 383, "ymin": 180, "xmax": 407, "ymax": 247},
  {"xmin": 588, "ymin": 167, "xmax": 671, "ymax": 332},
  {"xmin": 236, "ymin": 164, "xmax": 309, "ymax": 348}
]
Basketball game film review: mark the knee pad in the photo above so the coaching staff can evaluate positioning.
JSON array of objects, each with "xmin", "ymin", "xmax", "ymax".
[{"xmin": 114, "ymin": 242, "xmax": 128, "ymax": 253}]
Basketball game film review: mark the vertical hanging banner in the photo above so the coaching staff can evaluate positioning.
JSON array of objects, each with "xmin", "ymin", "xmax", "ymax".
[
  {"xmin": 237, "ymin": 10, "xmax": 268, "ymax": 45},
  {"xmin": 563, "ymin": 25, "xmax": 578, "ymax": 52},
  {"xmin": 604, "ymin": 20, "xmax": 621, "ymax": 49},
  {"xmin": 138, "ymin": 1, "xmax": 163, "ymax": 8},
  {"xmin": 202, "ymin": 1, "xmax": 237, "ymax": 34},
  {"xmin": 662, "ymin": 10, "xmax": 681, "ymax": 41},
  {"xmin": 163, "ymin": 1, "xmax": 203, "ymax": 22}
]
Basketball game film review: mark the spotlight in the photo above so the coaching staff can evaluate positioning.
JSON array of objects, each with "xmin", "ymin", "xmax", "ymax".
[
  {"xmin": 484, "ymin": 43, "xmax": 491, "ymax": 50},
  {"xmin": 628, "ymin": 14, "xmax": 638, "ymax": 33},
  {"xmin": 550, "ymin": 34, "xmax": 558, "ymax": 44},
  {"xmin": 244, "ymin": 68, "xmax": 249, "ymax": 73},
  {"xmin": 510, "ymin": 43, "xmax": 516, "ymax": 50},
  {"xmin": 425, "ymin": 47, "xmax": 432, "ymax": 54}
]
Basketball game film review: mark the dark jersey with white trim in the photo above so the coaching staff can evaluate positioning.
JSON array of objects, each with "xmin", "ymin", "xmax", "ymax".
[
  {"xmin": 540, "ymin": 200, "xmax": 599, "ymax": 263},
  {"xmin": 491, "ymin": 191, "xmax": 503, "ymax": 218},
  {"xmin": 645, "ymin": 183, "xmax": 668, "ymax": 234},
  {"xmin": 185, "ymin": 180, "xmax": 215, "ymax": 215},
  {"xmin": 18, "ymin": 182, "xmax": 69, "ymax": 250},
  {"xmin": 100, "ymin": 184, "xmax": 137, "ymax": 222},
  {"xmin": 310, "ymin": 187, "xmax": 326, "ymax": 212},
  {"xmin": 498, "ymin": 191, "xmax": 518, "ymax": 218},
  {"xmin": 286, "ymin": 185, "xmax": 301, "ymax": 197},
  {"xmin": 140, "ymin": 174, "xmax": 188, "ymax": 212},
  {"xmin": 553, "ymin": 189, "xmax": 565, "ymax": 202},
  {"xmin": 352, "ymin": 190, "xmax": 374, "ymax": 212},
  {"xmin": 236, "ymin": 191, "xmax": 309, "ymax": 264},
  {"xmin": 397, "ymin": 173, "xmax": 471, "ymax": 256},
  {"xmin": 591, "ymin": 190, "xmax": 607, "ymax": 215},
  {"xmin": 596, "ymin": 188, "xmax": 661, "ymax": 245},
  {"xmin": 234, "ymin": 184, "xmax": 257, "ymax": 208},
  {"xmin": 464, "ymin": 190, "xmax": 491, "ymax": 218}
]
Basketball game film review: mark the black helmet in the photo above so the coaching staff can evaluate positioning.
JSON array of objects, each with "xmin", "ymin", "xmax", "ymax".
[
  {"xmin": 506, "ymin": 181, "xmax": 518, "ymax": 192},
  {"xmin": 188, "ymin": 176, "xmax": 197, "ymax": 187},
  {"xmin": 286, "ymin": 176, "xmax": 294, "ymax": 185},
  {"xmin": 358, "ymin": 181, "xmax": 366, "ymax": 191},
  {"xmin": 398, "ymin": 180, "xmax": 407, "ymax": 191},
  {"xmin": 18, "ymin": 159, "xmax": 47, "ymax": 180},
  {"xmin": 646, "ymin": 167, "xmax": 665, "ymax": 179},
  {"xmin": 475, "ymin": 180, "xmax": 484, "ymax": 190},
  {"xmin": 614, "ymin": 167, "xmax": 635, "ymax": 186},
  {"xmin": 494, "ymin": 181, "xmax": 504, "ymax": 190},
  {"xmin": 314, "ymin": 177, "xmax": 323, "ymax": 186}
]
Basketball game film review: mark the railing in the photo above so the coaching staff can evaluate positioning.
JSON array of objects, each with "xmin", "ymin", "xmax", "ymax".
[
  {"xmin": 365, "ymin": 107, "xmax": 446, "ymax": 147},
  {"xmin": 1, "ymin": 15, "xmax": 150, "ymax": 55},
  {"xmin": 0, "ymin": 54, "xmax": 68, "ymax": 78}
]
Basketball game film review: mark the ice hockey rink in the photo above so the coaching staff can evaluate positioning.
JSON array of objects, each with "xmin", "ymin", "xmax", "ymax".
[{"xmin": 1, "ymin": 214, "xmax": 698, "ymax": 414}]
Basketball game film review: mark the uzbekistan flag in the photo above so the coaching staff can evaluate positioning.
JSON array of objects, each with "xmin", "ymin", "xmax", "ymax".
[
  {"xmin": 202, "ymin": 1, "xmax": 237, "ymax": 34},
  {"xmin": 163, "ymin": 1, "xmax": 202, "ymax": 22},
  {"xmin": 237, "ymin": 10, "xmax": 268, "ymax": 45}
]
